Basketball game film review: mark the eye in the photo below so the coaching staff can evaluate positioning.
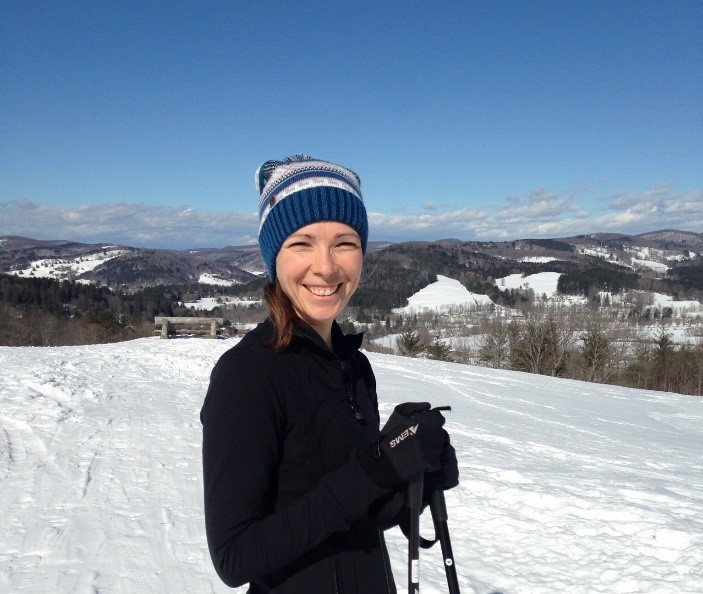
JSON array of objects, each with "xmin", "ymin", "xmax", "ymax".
[
  {"xmin": 284, "ymin": 239, "xmax": 312, "ymax": 249},
  {"xmin": 335, "ymin": 240, "xmax": 361, "ymax": 250}
]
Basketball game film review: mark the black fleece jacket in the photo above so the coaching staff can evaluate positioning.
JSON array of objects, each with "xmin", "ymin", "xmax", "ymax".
[{"xmin": 201, "ymin": 319, "xmax": 399, "ymax": 593}]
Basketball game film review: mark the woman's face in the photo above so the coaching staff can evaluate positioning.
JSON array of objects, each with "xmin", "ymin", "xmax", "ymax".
[{"xmin": 276, "ymin": 221, "xmax": 363, "ymax": 341}]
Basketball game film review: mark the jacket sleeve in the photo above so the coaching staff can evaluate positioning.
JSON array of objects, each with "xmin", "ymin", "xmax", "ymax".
[
  {"xmin": 353, "ymin": 350, "xmax": 409, "ymax": 529},
  {"xmin": 201, "ymin": 348, "xmax": 391, "ymax": 588}
]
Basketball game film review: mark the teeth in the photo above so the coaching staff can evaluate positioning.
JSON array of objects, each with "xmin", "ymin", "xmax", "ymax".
[{"xmin": 307, "ymin": 285, "xmax": 338, "ymax": 296}]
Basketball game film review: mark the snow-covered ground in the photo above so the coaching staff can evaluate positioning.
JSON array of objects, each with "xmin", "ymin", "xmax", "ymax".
[
  {"xmin": 1, "ymin": 337, "xmax": 702, "ymax": 593},
  {"xmin": 183, "ymin": 297, "xmax": 262, "ymax": 311},
  {"xmin": 196, "ymin": 273, "xmax": 238, "ymax": 287},
  {"xmin": 495, "ymin": 272, "xmax": 562, "ymax": 298},
  {"xmin": 372, "ymin": 333, "xmax": 482, "ymax": 353},
  {"xmin": 572, "ymin": 244, "xmax": 697, "ymax": 275},
  {"xmin": 394, "ymin": 275, "xmax": 494, "ymax": 313},
  {"xmin": 577, "ymin": 246, "xmax": 616, "ymax": 260},
  {"xmin": 521, "ymin": 256, "xmax": 558, "ymax": 263},
  {"xmin": 6, "ymin": 250, "xmax": 127, "ymax": 280},
  {"xmin": 648, "ymin": 292, "xmax": 703, "ymax": 316},
  {"xmin": 631, "ymin": 259, "xmax": 670, "ymax": 274}
]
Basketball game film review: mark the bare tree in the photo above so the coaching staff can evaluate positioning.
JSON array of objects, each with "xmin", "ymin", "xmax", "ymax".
[
  {"xmin": 579, "ymin": 313, "xmax": 613, "ymax": 383},
  {"xmin": 477, "ymin": 315, "xmax": 511, "ymax": 369},
  {"xmin": 507, "ymin": 309, "xmax": 578, "ymax": 377}
]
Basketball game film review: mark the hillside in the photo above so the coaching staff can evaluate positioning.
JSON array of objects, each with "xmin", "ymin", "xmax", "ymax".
[
  {"xmin": 0, "ymin": 236, "xmax": 259, "ymax": 289},
  {"xmin": 2, "ymin": 229, "xmax": 702, "ymax": 350},
  {"xmin": 1, "ymin": 231, "xmax": 702, "ymax": 314},
  {"xmin": 1, "ymin": 337, "xmax": 701, "ymax": 593}
]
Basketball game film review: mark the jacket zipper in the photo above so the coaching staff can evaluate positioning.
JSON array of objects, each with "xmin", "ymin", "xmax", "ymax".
[
  {"xmin": 296, "ymin": 331, "xmax": 365, "ymax": 424},
  {"xmin": 340, "ymin": 359, "xmax": 366, "ymax": 423}
]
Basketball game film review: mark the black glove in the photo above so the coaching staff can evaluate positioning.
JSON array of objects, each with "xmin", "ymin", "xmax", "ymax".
[
  {"xmin": 423, "ymin": 435, "xmax": 459, "ymax": 494},
  {"xmin": 387, "ymin": 402, "xmax": 459, "ymax": 494},
  {"xmin": 356, "ymin": 402, "xmax": 448, "ymax": 489}
]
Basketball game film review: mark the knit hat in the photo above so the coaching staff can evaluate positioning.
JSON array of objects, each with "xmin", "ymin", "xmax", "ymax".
[{"xmin": 255, "ymin": 154, "xmax": 368, "ymax": 280}]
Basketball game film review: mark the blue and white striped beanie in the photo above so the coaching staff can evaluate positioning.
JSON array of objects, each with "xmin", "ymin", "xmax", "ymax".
[{"xmin": 256, "ymin": 155, "xmax": 368, "ymax": 281}]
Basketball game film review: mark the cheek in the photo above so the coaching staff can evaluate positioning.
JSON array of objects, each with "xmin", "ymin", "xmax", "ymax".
[
  {"xmin": 276, "ymin": 253, "xmax": 304, "ymax": 281},
  {"xmin": 345, "ymin": 258, "xmax": 363, "ymax": 288}
]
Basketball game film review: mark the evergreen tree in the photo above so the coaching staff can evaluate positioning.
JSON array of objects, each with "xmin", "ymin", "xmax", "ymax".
[{"xmin": 397, "ymin": 331, "xmax": 425, "ymax": 358}]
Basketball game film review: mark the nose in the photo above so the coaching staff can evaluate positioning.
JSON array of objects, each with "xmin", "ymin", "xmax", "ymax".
[{"xmin": 311, "ymin": 246, "xmax": 336, "ymax": 277}]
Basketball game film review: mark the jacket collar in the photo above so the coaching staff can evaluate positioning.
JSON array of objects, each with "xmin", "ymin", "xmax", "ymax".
[{"xmin": 291, "ymin": 319, "xmax": 364, "ymax": 360}]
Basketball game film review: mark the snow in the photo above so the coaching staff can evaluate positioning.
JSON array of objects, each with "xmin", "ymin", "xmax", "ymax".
[
  {"xmin": 577, "ymin": 246, "xmax": 614, "ymax": 260},
  {"xmin": 665, "ymin": 251, "xmax": 697, "ymax": 262},
  {"xmin": 394, "ymin": 275, "xmax": 494, "ymax": 313},
  {"xmin": 521, "ymin": 256, "xmax": 557, "ymax": 263},
  {"xmin": 495, "ymin": 271, "xmax": 562, "ymax": 298},
  {"xmin": 197, "ymin": 273, "xmax": 238, "ymax": 287},
  {"xmin": 372, "ymin": 333, "xmax": 482, "ymax": 353},
  {"xmin": 631, "ymin": 259, "xmax": 669, "ymax": 274},
  {"xmin": 6, "ymin": 250, "xmax": 127, "ymax": 281},
  {"xmin": 183, "ymin": 297, "xmax": 262, "ymax": 311},
  {"xmin": 649, "ymin": 292, "xmax": 703, "ymax": 314},
  {"xmin": 2, "ymin": 337, "xmax": 702, "ymax": 593}
]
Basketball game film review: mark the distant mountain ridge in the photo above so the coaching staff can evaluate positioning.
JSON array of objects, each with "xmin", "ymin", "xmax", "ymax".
[
  {"xmin": 0, "ymin": 235, "xmax": 260, "ymax": 288},
  {"xmin": 1, "ymin": 231, "xmax": 701, "ymax": 292},
  {"xmin": 634, "ymin": 229, "xmax": 703, "ymax": 247}
]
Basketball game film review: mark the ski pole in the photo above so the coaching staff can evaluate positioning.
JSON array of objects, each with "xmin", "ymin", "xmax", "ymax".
[
  {"xmin": 429, "ymin": 489, "xmax": 461, "ymax": 594},
  {"xmin": 406, "ymin": 473, "xmax": 424, "ymax": 593}
]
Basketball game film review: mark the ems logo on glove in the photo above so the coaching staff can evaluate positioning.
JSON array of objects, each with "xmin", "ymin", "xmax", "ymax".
[{"xmin": 390, "ymin": 424, "xmax": 419, "ymax": 448}]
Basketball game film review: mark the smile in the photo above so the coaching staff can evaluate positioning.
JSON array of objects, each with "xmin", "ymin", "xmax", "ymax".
[{"xmin": 305, "ymin": 284, "xmax": 340, "ymax": 297}]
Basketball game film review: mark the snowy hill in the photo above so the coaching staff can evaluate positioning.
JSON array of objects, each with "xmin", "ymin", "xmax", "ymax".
[
  {"xmin": 495, "ymin": 271, "xmax": 562, "ymax": 298},
  {"xmin": 393, "ymin": 275, "xmax": 494, "ymax": 313},
  {"xmin": 0, "ymin": 236, "xmax": 259, "ymax": 288},
  {"xmin": 2, "ymin": 337, "xmax": 702, "ymax": 593}
]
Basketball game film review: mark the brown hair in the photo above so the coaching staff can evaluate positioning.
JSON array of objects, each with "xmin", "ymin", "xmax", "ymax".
[{"xmin": 263, "ymin": 280, "xmax": 298, "ymax": 350}]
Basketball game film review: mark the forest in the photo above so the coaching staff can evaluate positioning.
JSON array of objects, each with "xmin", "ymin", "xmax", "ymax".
[
  {"xmin": 2, "ymin": 262, "xmax": 703, "ymax": 396},
  {"xmin": 0, "ymin": 274, "xmax": 217, "ymax": 346}
]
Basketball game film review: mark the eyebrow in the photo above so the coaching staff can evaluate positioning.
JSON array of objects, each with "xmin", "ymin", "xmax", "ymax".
[{"xmin": 286, "ymin": 232, "xmax": 360, "ymax": 240}]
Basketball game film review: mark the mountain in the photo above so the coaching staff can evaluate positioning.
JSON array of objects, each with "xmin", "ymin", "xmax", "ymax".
[
  {"xmin": 1, "ymin": 337, "xmax": 701, "ymax": 592},
  {"xmin": 635, "ymin": 229, "xmax": 703, "ymax": 247},
  {"xmin": 0, "ymin": 236, "xmax": 260, "ymax": 289},
  {"xmin": 1, "ymin": 232, "xmax": 701, "ymax": 302}
]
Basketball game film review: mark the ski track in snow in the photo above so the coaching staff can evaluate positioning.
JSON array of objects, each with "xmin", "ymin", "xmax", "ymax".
[{"xmin": 1, "ymin": 338, "xmax": 702, "ymax": 593}]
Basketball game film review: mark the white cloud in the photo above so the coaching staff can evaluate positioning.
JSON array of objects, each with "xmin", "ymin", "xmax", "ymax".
[
  {"xmin": 2, "ymin": 184, "xmax": 702, "ymax": 248},
  {"xmin": 0, "ymin": 200, "xmax": 259, "ymax": 248}
]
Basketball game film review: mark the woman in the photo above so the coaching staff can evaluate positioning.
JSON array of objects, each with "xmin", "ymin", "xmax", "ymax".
[{"xmin": 201, "ymin": 155, "xmax": 457, "ymax": 593}]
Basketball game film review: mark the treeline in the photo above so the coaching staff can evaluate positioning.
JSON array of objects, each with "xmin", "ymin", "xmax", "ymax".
[
  {"xmin": 0, "ymin": 274, "xmax": 231, "ymax": 346},
  {"xmin": 387, "ymin": 309, "xmax": 703, "ymax": 396},
  {"xmin": 523, "ymin": 238, "xmax": 573, "ymax": 252},
  {"xmin": 557, "ymin": 266, "xmax": 639, "ymax": 295},
  {"xmin": 668, "ymin": 261, "xmax": 703, "ymax": 282},
  {"xmin": 474, "ymin": 311, "xmax": 703, "ymax": 396},
  {"xmin": 350, "ymin": 243, "xmax": 573, "ymax": 312}
]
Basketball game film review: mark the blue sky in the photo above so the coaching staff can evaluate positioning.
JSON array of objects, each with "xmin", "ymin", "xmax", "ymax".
[{"xmin": 1, "ymin": 1, "xmax": 702, "ymax": 248}]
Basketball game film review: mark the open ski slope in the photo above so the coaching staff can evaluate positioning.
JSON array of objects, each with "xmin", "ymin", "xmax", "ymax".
[
  {"xmin": 1, "ymin": 337, "xmax": 702, "ymax": 593},
  {"xmin": 394, "ymin": 275, "xmax": 494, "ymax": 313}
]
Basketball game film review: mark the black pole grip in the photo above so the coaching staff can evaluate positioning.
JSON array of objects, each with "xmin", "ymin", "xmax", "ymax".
[{"xmin": 429, "ymin": 488, "xmax": 448, "ymax": 521}]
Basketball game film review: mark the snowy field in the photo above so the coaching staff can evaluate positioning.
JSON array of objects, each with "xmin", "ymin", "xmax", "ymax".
[
  {"xmin": 6, "ymin": 250, "xmax": 127, "ymax": 281},
  {"xmin": 394, "ymin": 275, "xmax": 494, "ymax": 313},
  {"xmin": 183, "ymin": 296, "xmax": 262, "ymax": 311},
  {"xmin": 1, "ymin": 337, "xmax": 702, "ymax": 593},
  {"xmin": 495, "ymin": 272, "xmax": 563, "ymax": 298}
]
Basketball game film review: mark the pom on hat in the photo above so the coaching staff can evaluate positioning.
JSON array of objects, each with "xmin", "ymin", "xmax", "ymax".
[{"xmin": 255, "ymin": 155, "xmax": 368, "ymax": 280}]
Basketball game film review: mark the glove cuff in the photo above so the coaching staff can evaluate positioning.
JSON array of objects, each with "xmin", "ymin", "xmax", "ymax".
[{"xmin": 356, "ymin": 444, "xmax": 401, "ymax": 489}]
